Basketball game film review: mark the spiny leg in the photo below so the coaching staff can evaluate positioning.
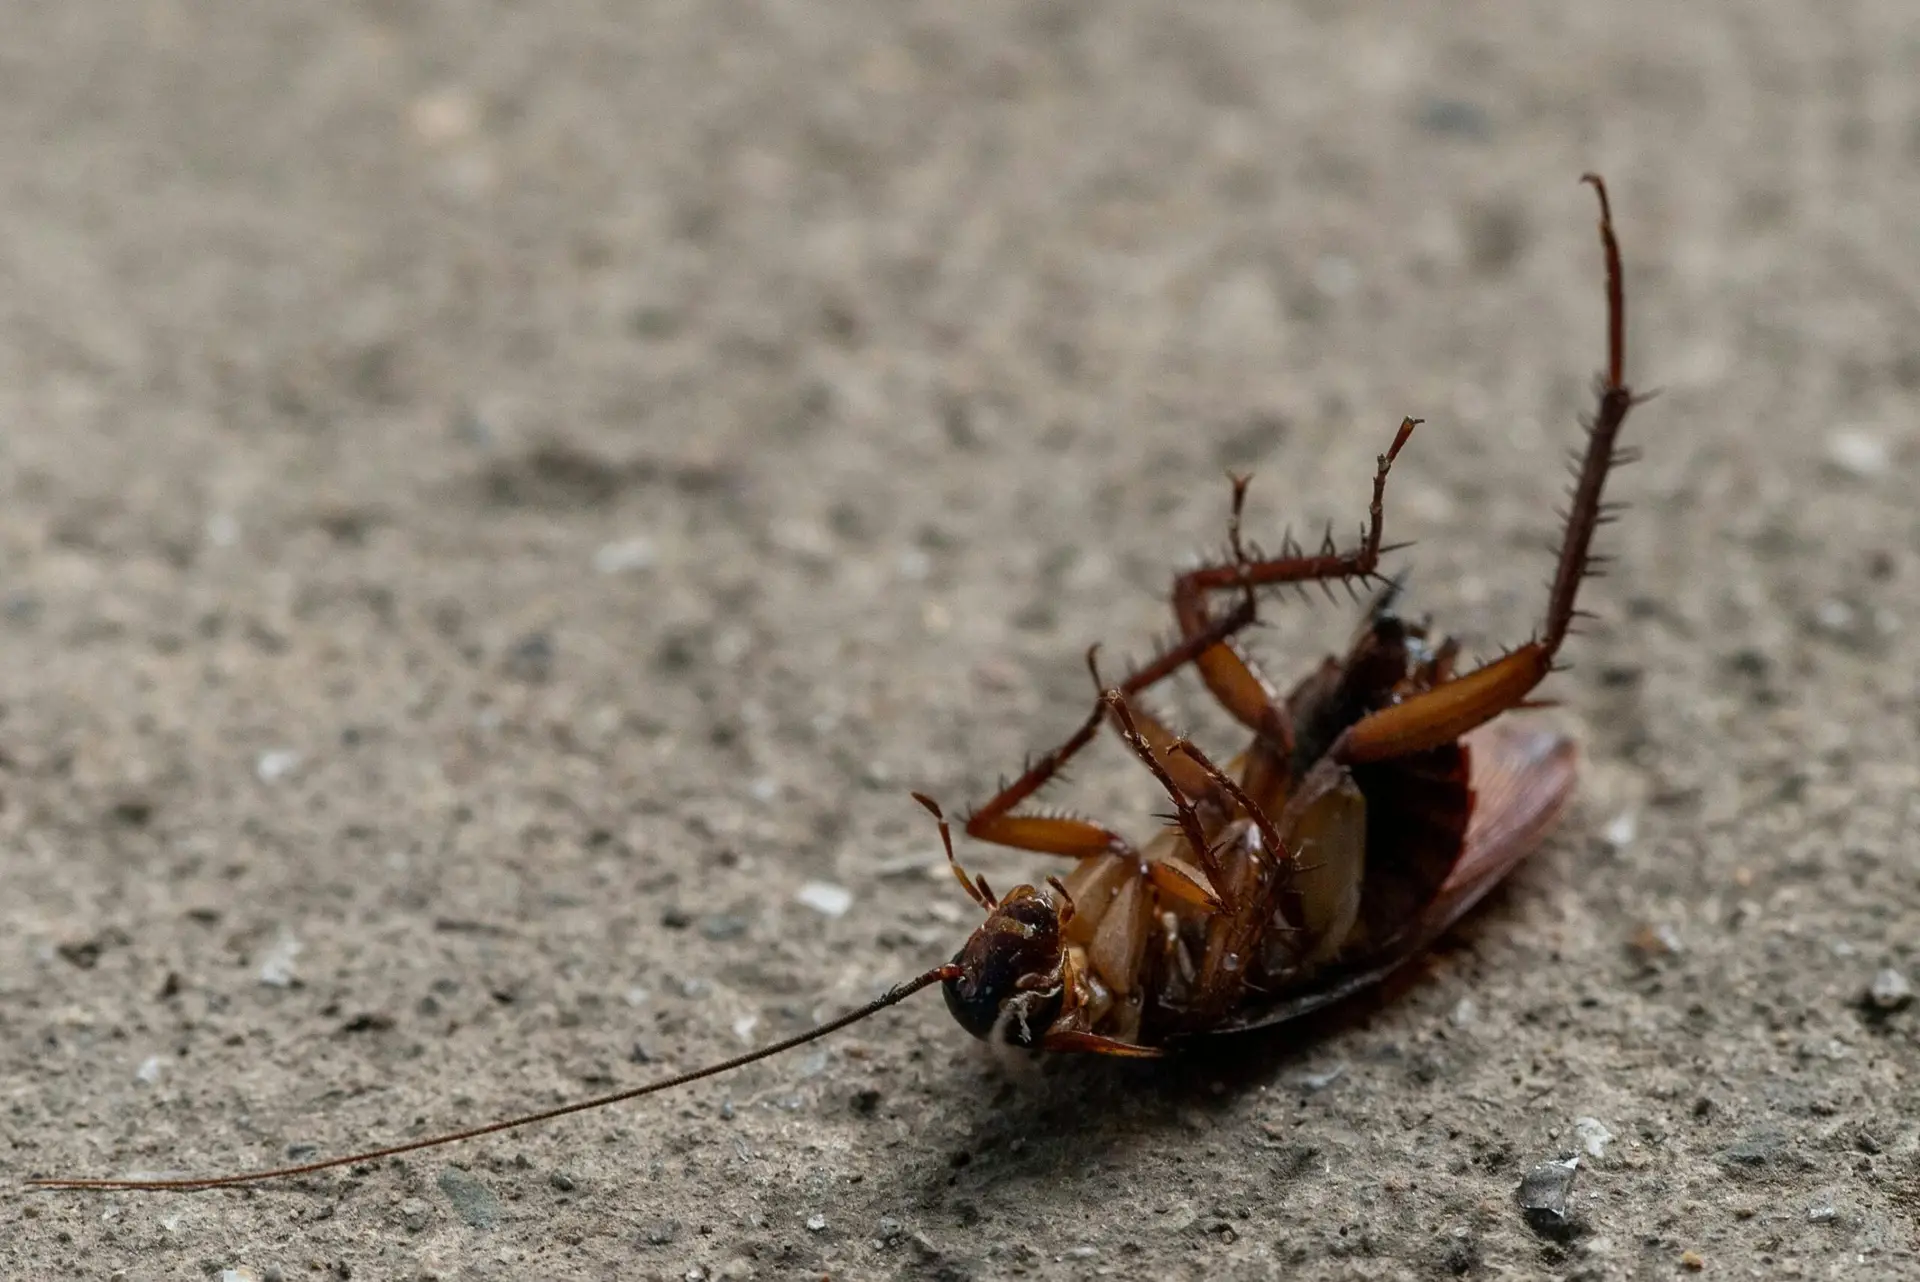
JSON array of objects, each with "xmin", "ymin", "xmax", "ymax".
[
  {"xmin": 1169, "ymin": 739, "xmax": 1293, "ymax": 883},
  {"xmin": 1172, "ymin": 417, "xmax": 1422, "ymax": 755},
  {"xmin": 956, "ymin": 596, "xmax": 1257, "ymax": 860},
  {"xmin": 1169, "ymin": 736, "xmax": 1312, "ymax": 947},
  {"xmin": 1086, "ymin": 647, "xmax": 1223, "ymax": 806},
  {"xmin": 1099, "ymin": 691, "xmax": 1237, "ymax": 910},
  {"xmin": 1332, "ymin": 174, "xmax": 1638, "ymax": 766},
  {"xmin": 955, "ymin": 360, "xmax": 1420, "ymax": 860}
]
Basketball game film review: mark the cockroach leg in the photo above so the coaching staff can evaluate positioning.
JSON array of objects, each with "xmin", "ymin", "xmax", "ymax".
[
  {"xmin": 1099, "ymin": 691, "xmax": 1237, "ymax": 911},
  {"xmin": 1145, "ymin": 857, "xmax": 1226, "ymax": 914},
  {"xmin": 959, "ymin": 600, "xmax": 1258, "ymax": 860},
  {"xmin": 1170, "ymin": 416, "xmax": 1422, "ymax": 757},
  {"xmin": 1331, "ymin": 176, "xmax": 1635, "ymax": 766},
  {"xmin": 1039, "ymin": 1029, "xmax": 1165, "ymax": 1058},
  {"xmin": 1168, "ymin": 738, "xmax": 1292, "ymax": 878},
  {"xmin": 1170, "ymin": 735, "xmax": 1310, "ymax": 948},
  {"xmin": 912, "ymin": 791, "xmax": 997, "ymax": 911},
  {"xmin": 1086, "ymin": 648, "xmax": 1222, "ymax": 805}
]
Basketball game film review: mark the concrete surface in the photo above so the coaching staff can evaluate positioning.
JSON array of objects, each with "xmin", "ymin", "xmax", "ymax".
[{"xmin": 3, "ymin": 2, "xmax": 1917, "ymax": 1278}]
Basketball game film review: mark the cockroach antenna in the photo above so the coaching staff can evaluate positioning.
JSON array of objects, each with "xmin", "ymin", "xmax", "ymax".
[{"xmin": 26, "ymin": 964, "xmax": 960, "ymax": 1192}]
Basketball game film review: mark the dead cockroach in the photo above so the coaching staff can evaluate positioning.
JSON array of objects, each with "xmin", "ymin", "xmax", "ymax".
[{"xmin": 29, "ymin": 174, "xmax": 1639, "ymax": 1193}]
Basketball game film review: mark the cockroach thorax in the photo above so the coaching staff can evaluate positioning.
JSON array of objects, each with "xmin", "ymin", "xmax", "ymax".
[{"xmin": 942, "ymin": 883, "xmax": 1068, "ymax": 1048}]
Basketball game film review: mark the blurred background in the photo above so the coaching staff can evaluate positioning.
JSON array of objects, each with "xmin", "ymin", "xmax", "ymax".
[{"xmin": 3, "ymin": 2, "xmax": 1916, "ymax": 1277}]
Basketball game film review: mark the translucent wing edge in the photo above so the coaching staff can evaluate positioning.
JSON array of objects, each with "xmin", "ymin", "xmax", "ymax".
[{"xmin": 1202, "ymin": 721, "xmax": 1577, "ymax": 1035}]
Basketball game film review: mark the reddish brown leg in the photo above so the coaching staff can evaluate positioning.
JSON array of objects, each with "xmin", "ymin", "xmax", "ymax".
[
  {"xmin": 1040, "ymin": 1029, "xmax": 1166, "ymax": 1057},
  {"xmin": 1173, "ymin": 417, "xmax": 1422, "ymax": 756},
  {"xmin": 956, "ymin": 381, "xmax": 1420, "ymax": 862},
  {"xmin": 1086, "ymin": 648, "xmax": 1223, "ymax": 806},
  {"xmin": 1169, "ymin": 739, "xmax": 1293, "ymax": 875},
  {"xmin": 1099, "ymin": 693, "xmax": 1237, "ymax": 909},
  {"xmin": 1333, "ymin": 174, "xmax": 1637, "ymax": 766},
  {"xmin": 914, "ymin": 793, "xmax": 998, "ymax": 911},
  {"xmin": 957, "ymin": 597, "xmax": 1257, "ymax": 860},
  {"xmin": 1167, "ymin": 736, "xmax": 1305, "ymax": 936}
]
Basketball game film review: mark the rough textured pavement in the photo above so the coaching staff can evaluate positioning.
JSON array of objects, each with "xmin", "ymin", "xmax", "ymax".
[{"xmin": 3, "ymin": 3, "xmax": 1918, "ymax": 1278}]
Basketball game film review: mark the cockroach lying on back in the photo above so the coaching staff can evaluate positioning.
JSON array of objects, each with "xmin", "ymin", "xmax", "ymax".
[{"xmin": 31, "ymin": 175, "xmax": 1641, "ymax": 1193}]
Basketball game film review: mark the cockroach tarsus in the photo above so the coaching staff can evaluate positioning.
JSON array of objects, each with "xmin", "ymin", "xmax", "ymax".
[{"xmin": 28, "ymin": 174, "xmax": 1641, "ymax": 1194}]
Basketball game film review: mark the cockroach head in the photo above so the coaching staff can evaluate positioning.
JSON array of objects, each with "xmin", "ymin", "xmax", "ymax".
[{"xmin": 942, "ymin": 883, "xmax": 1068, "ymax": 1048}]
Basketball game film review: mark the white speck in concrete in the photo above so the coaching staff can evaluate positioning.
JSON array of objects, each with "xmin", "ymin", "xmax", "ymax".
[
  {"xmin": 255, "ymin": 750, "xmax": 300, "ymax": 784},
  {"xmin": 257, "ymin": 929, "xmax": 302, "ymax": 988},
  {"xmin": 1825, "ymin": 430, "xmax": 1888, "ymax": 478},
  {"xmin": 796, "ymin": 881, "xmax": 852, "ymax": 917},
  {"xmin": 592, "ymin": 537, "xmax": 657, "ymax": 575}
]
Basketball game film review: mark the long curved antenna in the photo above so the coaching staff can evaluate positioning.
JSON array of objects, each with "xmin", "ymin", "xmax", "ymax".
[{"xmin": 28, "ymin": 963, "xmax": 960, "ymax": 1193}]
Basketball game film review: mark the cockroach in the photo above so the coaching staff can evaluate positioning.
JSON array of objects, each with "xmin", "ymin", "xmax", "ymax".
[{"xmin": 29, "ymin": 174, "xmax": 1640, "ymax": 1193}]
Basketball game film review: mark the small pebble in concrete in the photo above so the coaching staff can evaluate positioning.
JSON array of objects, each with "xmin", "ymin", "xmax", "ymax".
[
  {"xmin": 1866, "ymin": 968, "xmax": 1912, "ymax": 1011},
  {"xmin": 796, "ymin": 880, "xmax": 852, "ymax": 917},
  {"xmin": 1628, "ymin": 923, "xmax": 1682, "ymax": 962},
  {"xmin": 255, "ymin": 750, "xmax": 300, "ymax": 784},
  {"xmin": 1286, "ymin": 1063, "xmax": 1346, "ymax": 1093},
  {"xmin": 1515, "ymin": 1155, "xmax": 1579, "ymax": 1235},
  {"xmin": 1719, "ymin": 1126, "xmax": 1793, "ymax": 1171},
  {"xmin": 1825, "ymin": 430, "xmax": 1889, "ymax": 478},
  {"xmin": 257, "ymin": 930, "xmax": 302, "ymax": 988},
  {"xmin": 1573, "ymin": 1117, "xmax": 1614, "ymax": 1160},
  {"xmin": 502, "ymin": 631, "xmax": 554, "ymax": 683},
  {"xmin": 700, "ymin": 913, "xmax": 749, "ymax": 941},
  {"xmin": 1603, "ymin": 811, "xmax": 1637, "ymax": 850},
  {"xmin": 592, "ymin": 536, "xmax": 657, "ymax": 575},
  {"xmin": 437, "ymin": 1166, "xmax": 500, "ymax": 1229}
]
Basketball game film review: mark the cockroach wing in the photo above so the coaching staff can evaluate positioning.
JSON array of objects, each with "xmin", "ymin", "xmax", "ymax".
[
  {"xmin": 1204, "ymin": 722, "xmax": 1576, "ymax": 1035},
  {"xmin": 1427, "ymin": 723, "xmax": 1577, "ymax": 929}
]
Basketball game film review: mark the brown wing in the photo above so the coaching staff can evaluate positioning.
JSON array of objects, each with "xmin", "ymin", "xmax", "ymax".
[
  {"xmin": 1201, "ymin": 721, "xmax": 1576, "ymax": 1035},
  {"xmin": 1430, "ymin": 723, "xmax": 1578, "ymax": 925}
]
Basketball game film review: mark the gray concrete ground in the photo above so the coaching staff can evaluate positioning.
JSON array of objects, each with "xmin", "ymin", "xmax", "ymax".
[{"xmin": 3, "ymin": 2, "xmax": 1918, "ymax": 1278}]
